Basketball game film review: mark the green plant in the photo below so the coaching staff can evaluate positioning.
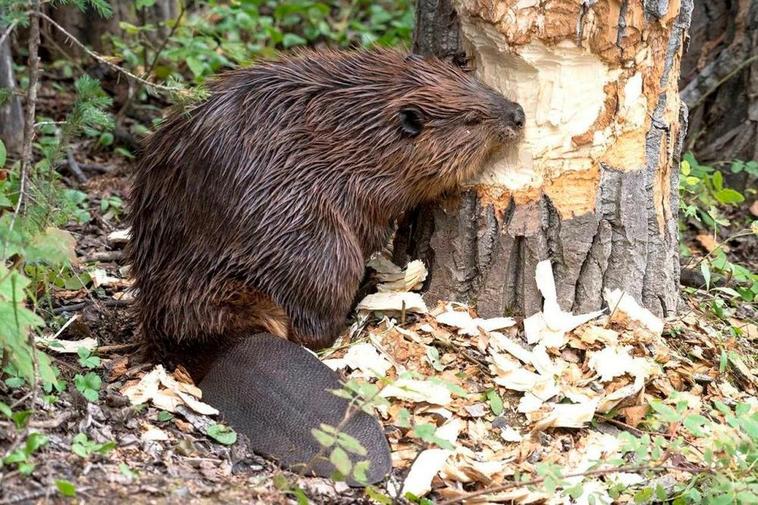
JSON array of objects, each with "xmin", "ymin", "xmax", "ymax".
[
  {"xmin": 55, "ymin": 479, "xmax": 77, "ymax": 497},
  {"xmin": 207, "ymin": 423, "xmax": 237, "ymax": 445},
  {"xmin": 73, "ymin": 371, "xmax": 102, "ymax": 402},
  {"xmin": 679, "ymin": 153, "xmax": 745, "ymax": 229},
  {"xmin": 109, "ymin": 0, "xmax": 413, "ymax": 87},
  {"xmin": 1, "ymin": 74, "xmax": 114, "ymax": 390},
  {"xmin": 1, "ymin": 432, "xmax": 48, "ymax": 475},
  {"xmin": 70, "ymin": 433, "xmax": 116, "ymax": 458},
  {"xmin": 618, "ymin": 395, "xmax": 758, "ymax": 504},
  {"xmin": 77, "ymin": 348, "xmax": 101, "ymax": 369},
  {"xmin": 679, "ymin": 153, "xmax": 758, "ymax": 309},
  {"xmin": 99, "ymin": 195, "xmax": 124, "ymax": 221}
]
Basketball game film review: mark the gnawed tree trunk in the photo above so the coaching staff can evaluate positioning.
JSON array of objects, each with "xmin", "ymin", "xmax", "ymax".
[
  {"xmin": 0, "ymin": 19, "xmax": 23, "ymax": 154},
  {"xmin": 395, "ymin": 0, "xmax": 693, "ymax": 318}
]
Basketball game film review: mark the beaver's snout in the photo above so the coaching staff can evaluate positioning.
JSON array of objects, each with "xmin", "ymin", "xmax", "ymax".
[
  {"xmin": 506, "ymin": 104, "xmax": 525, "ymax": 130},
  {"xmin": 497, "ymin": 101, "xmax": 525, "ymax": 141}
]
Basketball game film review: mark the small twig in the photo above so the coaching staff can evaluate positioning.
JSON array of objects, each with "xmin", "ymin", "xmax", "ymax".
[
  {"xmin": 35, "ymin": 11, "xmax": 180, "ymax": 93},
  {"xmin": 690, "ymin": 54, "xmax": 758, "ymax": 110},
  {"xmin": 144, "ymin": 1, "xmax": 186, "ymax": 79},
  {"xmin": 80, "ymin": 250, "xmax": 124, "ymax": 263},
  {"xmin": 0, "ymin": 487, "xmax": 52, "ymax": 505},
  {"xmin": 2, "ymin": 10, "xmax": 40, "ymax": 258},
  {"xmin": 52, "ymin": 298, "xmax": 130, "ymax": 314},
  {"xmin": 33, "ymin": 120, "xmax": 66, "ymax": 128},
  {"xmin": 65, "ymin": 148, "xmax": 88, "ymax": 183},
  {"xmin": 97, "ymin": 342, "xmax": 139, "ymax": 354},
  {"xmin": 0, "ymin": 21, "xmax": 18, "ymax": 47}
]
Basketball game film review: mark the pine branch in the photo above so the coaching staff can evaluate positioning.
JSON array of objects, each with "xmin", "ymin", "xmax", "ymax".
[{"xmin": 35, "ymin": 11, "xmax": 180, "ymax": 93}]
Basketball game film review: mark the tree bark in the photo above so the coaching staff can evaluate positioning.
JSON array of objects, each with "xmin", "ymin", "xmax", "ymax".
[
  {"xmin": 396, "ymin": 0, "xmax": 693, "ymax": 318},
  {"xmin": 0, "ymin": 19, "xmax": 23, "ymax": 155},
  {"xmin": 680, "ymin": 0, "xmax": 758, "ymax": 164}
]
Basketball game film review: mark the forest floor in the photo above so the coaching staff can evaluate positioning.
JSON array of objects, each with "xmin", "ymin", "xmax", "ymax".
[{"xmin": 1, "ymin": 89, "xmax": 757, "ymax": 505}]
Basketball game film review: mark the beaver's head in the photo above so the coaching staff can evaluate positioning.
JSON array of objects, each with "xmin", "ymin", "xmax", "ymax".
[
  {"xmin": 181, "ymin": 48, "xmax": 524, "ymax": 210},
  {"xmin": 383, "ymin": 52, "xmax": 524, "ymax": 194},
  {"xmin": 250, "ymin": 48, "xmax": 524, "ymax": 203}
]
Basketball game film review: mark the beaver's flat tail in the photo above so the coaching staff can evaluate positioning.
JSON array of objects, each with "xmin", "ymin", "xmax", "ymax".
[{"xmin": 198, "ymin": 333, "xmax": 391, "ymax": 486}]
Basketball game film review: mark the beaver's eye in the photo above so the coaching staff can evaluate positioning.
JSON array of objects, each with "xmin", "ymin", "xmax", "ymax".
[
  {"xmin": 463, "ymin": 112, "xmax": 482, "ymax": 126},
  {"xmin": 398, "ymin": 107, "xmax": 424, "ymax": 137}
]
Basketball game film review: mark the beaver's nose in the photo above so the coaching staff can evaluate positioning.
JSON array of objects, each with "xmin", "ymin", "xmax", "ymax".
[{"xmin": 508, "ymin": 104, "xmax": 525, "ymax": 130}]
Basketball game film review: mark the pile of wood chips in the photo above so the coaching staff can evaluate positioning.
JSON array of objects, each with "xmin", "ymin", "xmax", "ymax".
[{"xmin": 323, "ymin": 255, "xmax": 757, "ymax": 503}]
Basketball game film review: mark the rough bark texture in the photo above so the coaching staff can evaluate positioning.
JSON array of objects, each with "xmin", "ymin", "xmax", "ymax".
[
  {"xmin": 396, "ymin": 0, "xmax": 692, "ymax": 318},
  {"xmin": 680, "ymin": 0, "xmax": 758, "ymax": 164},
  {"xmin": 0, "ymin": 20, "xmax": 23, "ymax": 154}
]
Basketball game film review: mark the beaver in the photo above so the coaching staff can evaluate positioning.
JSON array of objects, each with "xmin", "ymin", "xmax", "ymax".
[{"xmin": 127, "ymin": 47, "xmax": 524, "ymax": 484}]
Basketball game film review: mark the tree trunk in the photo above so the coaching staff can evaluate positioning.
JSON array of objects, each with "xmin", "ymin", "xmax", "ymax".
[
  {"xmin": 0, "ymin": 19, "xmax": 23, "ymax": 155},
  {"xmin": 395, "ymin": 0, "xmax": 693, "ymax": 318},
  {"xmin": 680, "ymin": 0, "xmax": 758, "ymax": 165}
]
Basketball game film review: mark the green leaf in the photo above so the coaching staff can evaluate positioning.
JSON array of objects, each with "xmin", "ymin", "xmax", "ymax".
[
  {"xmin": 96, "ymin": 441, "xmax": 117, "ymax": 455},
  {"xmin": 426, "ymin": 346, "xmax": 444, "ymax": 372},
  {"xmin": 186, "ymin": 57, "xmax": 205, "ymax": 78},
  {"xmin": 74, "ymin": 372, "xmax": 101, "ymax": 402},
  {"xmin": 311, "ymin": 428, "xmax": 336, "ymax": 448},
  {"xmin": 0, "ymin": 139, "xmax": 6, "ymax": 168},
  {"xmin": 634, "ymin": 488, "xmax": 654, "ymax": 504},
  {"xmin": 337, "ymin": 432, "xmax": 368, "ymax": 456},
  {"xmin": 685, "ymin": 176, "xmax": 700, "ymax": 186},
  {"xmin": 11, "ymin": 410, "xmax": 32, "ymax": 429},
  {"xmin": 329, "ymin": 446, "xmax": 352, "ymax": 477},
  {"xmin": 413, "ymin": 423, "xmax": 455, "ymax": 450},
  {"xmin": 486, "ymin": 389, "xmax": 504, "ymax": 415},
  {"xmin": 683, "ymin": 414, "xmax": 709, "ymax": 436},
  {"xmin": 282, "ymin": 33, "xmax": 307, "ymax": 48},
  {"xmin": 395, "ymin": 408, "xmax": 411, "ymax": 428},
  {"xmin": 134, "ymin": 0, "xmax": 156, "ymax": 9},
  {"xmin": 119, "ymin": 463, "xmax": 137, "ymax": 479},
  {"xmin": 0, "ymin": 401, "xmax": 11, "ymax": 418},
  {"xmin": 719, "ymin": 350, "xmax": 728, "ymax": 373},
  {"xmin": 711, "ymin": 170, "xmax": 723, "ymax": 191},
  {"xmin": 680, "ymin": 159, "xmax": 690, "ymax": 176},
  {"xmin": 207, "ymin": 424, "xmax": 237, "ymax": 445},
  {"xmin": 352, "ymin": 460, "xmax": 370, "ymax": 484},
  {"xmin": 56, "ymin": 479, "xmax": 77, "ymax": 497},
  {"xmin": 365, "ymin": 485, "xmax": 393, "ymax": 505},
  {"xmin": 25, "ymin": 227, "xmax": 77, "ymax": 265},
  {"xmin": 157, "ymin": 410, "xmax": 173, "ymax": 422},
  {"xmin": 701, "ymin": 260, "xmax": 711, "ymax": 291},
  {"xmin": 25, "ymin": 432, "xmax": 48, "ymax": 453},
  {"xmin": 714, "ymin": 188, "xmax": 745, "ymax": 205},
  {"xmin": 648, "ymin": 399, "xmax": 679, "ymax": 423}
]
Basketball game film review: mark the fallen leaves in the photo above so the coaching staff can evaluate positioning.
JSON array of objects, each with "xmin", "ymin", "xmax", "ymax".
[
  {"xmin": 326, "ymin": 257, "xmax": 699, "ymax": 502},
  {"xmin": 121, "ymin": 365, "xmax": 218, "ymax": 416}
]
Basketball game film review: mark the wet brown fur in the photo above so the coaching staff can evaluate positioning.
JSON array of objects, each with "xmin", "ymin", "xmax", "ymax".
[{"xmin": 127, "ymin": 48, "xmax": 523, "ymax": 379}]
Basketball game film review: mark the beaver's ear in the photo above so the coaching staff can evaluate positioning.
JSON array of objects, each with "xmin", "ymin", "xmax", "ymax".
[
  {"xmin": 450, "ymin": 52, "xmax": 474, "ymax": 73},
  {"xmin": 398, "ymin": 107, "xmax": 424, "ymax": 137}
]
